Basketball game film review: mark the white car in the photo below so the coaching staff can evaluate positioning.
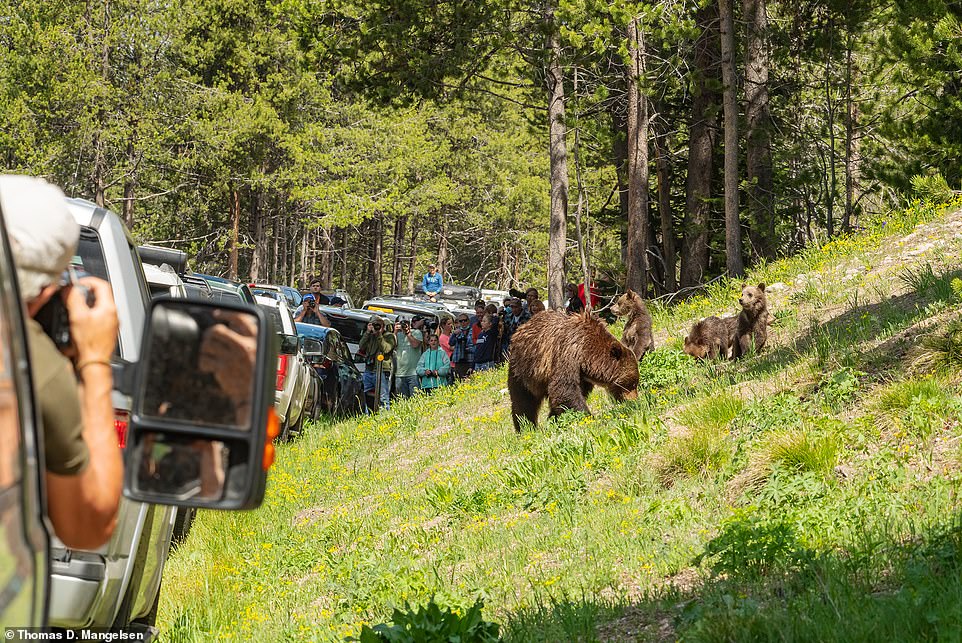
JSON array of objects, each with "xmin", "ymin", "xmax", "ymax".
[
  {"xmin": 143, "ymin": 262, "xmax": 188, "ymax": 299},
  {"xmin": 254, "ymin": 295, "xmax": 312, "ymax": 439}
]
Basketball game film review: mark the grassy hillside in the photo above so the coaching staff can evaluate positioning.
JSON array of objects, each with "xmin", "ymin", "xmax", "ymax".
[{"xmin": 159, "ymin": 197, "xmax": 962, "ymax": 642}]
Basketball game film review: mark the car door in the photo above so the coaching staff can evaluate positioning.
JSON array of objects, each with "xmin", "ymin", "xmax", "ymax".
[{"xmin": 0, "ymin": 210, "xmax": 48, "ymax": 630}]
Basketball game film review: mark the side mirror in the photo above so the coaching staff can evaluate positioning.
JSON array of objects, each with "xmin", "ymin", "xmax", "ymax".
[
  {"xmin": 279, "ymin": 334, "xmax": 299, "ymax": 355},
  {"xmin": 123, "ymin": 300, "xmax": 278, "ymax": 510},
  {"xmin": 301, "ymin": 338, "xmax": 324, "ymax": 356}
]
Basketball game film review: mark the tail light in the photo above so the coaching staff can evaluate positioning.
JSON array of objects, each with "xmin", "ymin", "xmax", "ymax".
[
  {"xmin": 276, "ymin": 354, "xmax": 289, "ymax": 390},
  {"xmin": 114, "ymin": 410, "xmax": 129, "ymax": 448}
]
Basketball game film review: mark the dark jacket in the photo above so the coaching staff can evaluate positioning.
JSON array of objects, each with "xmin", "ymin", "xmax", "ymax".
[
  {"xmin": 358, "ymin": 330, "xmax": 397, "ymax": 373},
  {"xmin": 473, "ymin": 328, "xmax": 498, "ymax": 365}
]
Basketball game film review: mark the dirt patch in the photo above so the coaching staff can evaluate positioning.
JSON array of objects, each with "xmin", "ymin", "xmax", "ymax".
[{"xmin": 596, "ymin": 607, "xmax": 675, "ymax": 643}]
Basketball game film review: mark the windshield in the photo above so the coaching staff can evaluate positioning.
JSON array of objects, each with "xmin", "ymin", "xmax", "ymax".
[{"xmin": 327, "ymin": 316, "xmax": 367, "ymax": 345}]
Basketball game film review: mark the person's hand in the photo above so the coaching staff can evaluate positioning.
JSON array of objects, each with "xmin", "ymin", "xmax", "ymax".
[
  {"xmin": 66, "ymin": 277, "xmax": 118, "ymax": 363},
  {"xmin": 198, "ymin": 311, "xmax": 258, "ymax": 416}
]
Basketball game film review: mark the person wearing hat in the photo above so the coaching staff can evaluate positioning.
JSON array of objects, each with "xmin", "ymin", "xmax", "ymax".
[
  {"xmin": 0, "ymin": 175, "xmax": 122, "ymax": 550},
  {"xmin": 421, "ymin": 264, "xmax": 443, "ymax": 302},
  {"xmin": 358, "ymin": 315, "xmax": 397, "ymax": 412}
]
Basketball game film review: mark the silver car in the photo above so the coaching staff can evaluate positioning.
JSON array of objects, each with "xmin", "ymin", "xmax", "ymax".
[{"xmin": 46, "ymin": 199, "xmax": 174, "ymax": 633}]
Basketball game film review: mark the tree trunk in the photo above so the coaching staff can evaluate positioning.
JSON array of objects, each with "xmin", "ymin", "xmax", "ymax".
[
  {"xmin": 122, "ymin": 134, "xmax": 137, "ymax": 229},
  {"xmin": 339, "ymin": 227, "xmax": 349, "ymax": 290},
  {"xmin": 392, "ymin": 215, "xmax": 407, "ymax": 293},
  {"xmin": 367, "ymin": 216, "xmax": 383, "ymax": 299},
  {"xmin": 626, "ymin": 17, "xmax": 651, "ymax": 296},
  {"xmin": 250, "ymin": 189, "xmax": 268, "ymax": 282},
  {"xmin": 653, "ymin": 120, "xmax": 677, "ymax": 292},
  {"xmin": 843, "ymin": 38, "xmax": 859, "ymax": 232},
  {"xmin": 720, "ymin": 0, "xmax": 744, "ymax": 277},
  {"xmin": 609, "ymin": 107, "xmax": 629, "ymax": 264},
  {"xmin": 406, "ymin": 217, "xmax": 419, "ymax": 294},
  {"xmin": 680, "ymin": 2, "xmax": 720, "ymax": 288},
  {"xmin": 824, "ymin": 14, "xmax": 836, "ymax": 239},
  {"xmin": 436, "ymin": 215, "xmax": 449, "ymax": 278},
  {"xmin": 319, "ymin": 225, "xmax": 334, "ymax": 289},
  {"xmin": 229, "ymin": 189, "xmax": 240, "ymax": 280},
  {"xmin": 572, "ymin": 67, "xmax": 593, "ymax": 307},
  {"xmin": 743, "ymin": 0, "xmax": 775, "ymax": 259},
  {"xmin": 546, "ymin": 6, "xmax": 569, "ymax": 310}
]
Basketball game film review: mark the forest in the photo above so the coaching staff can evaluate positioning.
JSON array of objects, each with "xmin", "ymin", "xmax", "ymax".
[{"xmin": 1, "ymin": 0, "xmax": 959, "ymax": 306}]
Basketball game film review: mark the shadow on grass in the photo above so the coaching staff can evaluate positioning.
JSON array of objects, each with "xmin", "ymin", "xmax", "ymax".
[{"xmin": 501, "ymin": 513, "xmax": 962, "ymax": 642}]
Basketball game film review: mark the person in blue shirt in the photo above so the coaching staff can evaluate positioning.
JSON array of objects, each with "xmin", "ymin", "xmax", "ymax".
[{"xmin": 422, "ymin": 264, "xmax": 443, "ymax": 301}]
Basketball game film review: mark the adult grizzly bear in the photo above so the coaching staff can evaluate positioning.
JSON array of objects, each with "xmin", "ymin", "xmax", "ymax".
[
  {"xmin": 507, "ymin": 311, "xmax": 639, "ymax": 432},
  {"xmin": 731, "ymin": 283, "xmax": 770, "ymax": 358},
  {"xmin": 610, "ymin": 289, "xmax": 655, "ymax": 360},
  {"xmin": 684, "ymin": 316, "xmax": 736, "ymax": 360}
]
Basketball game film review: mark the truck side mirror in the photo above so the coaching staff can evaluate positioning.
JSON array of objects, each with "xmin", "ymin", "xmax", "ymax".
[
  {"xmin": 123, "ymin": 299, "xmax": 278, "ymax": 510},
  {"xmin": 279, "ymin": 334, "xmax": 299, "ymax": 356}
]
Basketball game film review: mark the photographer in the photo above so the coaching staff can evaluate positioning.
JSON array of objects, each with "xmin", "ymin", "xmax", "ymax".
[
  {"xmin": 0, "ymin": 175, "xmax": 122, "ymax": 550},
  {"xmin": 393, "ymin": 317, "xmax": 423, "ymax": 399},
  {"xmin": 358, "ymin": 316, "xmax": 397, "ymax": 412},
  {"xmin": 294, "ymin": 293, "xmax": 330, "ymax": 326}
]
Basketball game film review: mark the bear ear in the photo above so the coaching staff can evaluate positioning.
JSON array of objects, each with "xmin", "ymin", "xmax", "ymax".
[
  {"xmin": 610, "ymin": 344, "xmax": 624, "ymax": 360},
  {"xmin": 757, "ymin": 282, "xmax": 766, "ymax": 291},
  {"xmin": 683, "ymin": 335, "xmax": 689, "ymax": 344}
]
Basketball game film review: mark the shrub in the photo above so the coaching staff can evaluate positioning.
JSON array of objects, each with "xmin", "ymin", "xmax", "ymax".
[
  {"xmin": 910, "ymin": 173, "xmax": 954, "ymax": 203},
  {"xmin": 677, "ymin": 392, "xmax": 745, "ymax": 433},
  {"xmin": 874, "ymin": 377, "xmax": 959, "ymax": 439},
  {"xmin": 731, "ymin": 429, "xmax": 840, "ymax": 495},
  {"xmin": 914, "ymin": 319, "xmax": 962, "ymax": 374},
  {"xmin": 656, "ymin": 424, "xmax": 732, "ymax": 484},
  {"xmin": 350, "ymin": 599, "xmax": 500, "ymax": 643}
]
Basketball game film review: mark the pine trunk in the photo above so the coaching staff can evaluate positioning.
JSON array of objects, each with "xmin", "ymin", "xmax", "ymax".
[
  {"xmin": 229, "ymin": 189, "xmax": 240, "ymax": 280},
  {"xmin": 392, "ymin": 216, "xmax": 407, "ymax": 293},
  {"xmin": 626, "ymin": 17, "xmax": 651, "ymax": 296},
  {"xmin": 407, "ymin": 218, "xmax": 419, "ymax": 294},
  {"xmin": 319, "ymin": 226, "xmax": 334, "ymax": 289},
  {"xmin": 546, "ymin": 6, "xmax": 569, "ymax": 310},
  {"xmin": 680, "ymin": 2, "xmax": 720, "ymax": 288},
  {"xmin": 653, "ymin": 121, "xmax": 677, "ymax": 292},
  {"xmin": 720, "ymin": 0, "xmax": 744, "ymax": 277},
  {"xmin": 744, "ymin": 0, "xmax": 775, "ymax": 259}
]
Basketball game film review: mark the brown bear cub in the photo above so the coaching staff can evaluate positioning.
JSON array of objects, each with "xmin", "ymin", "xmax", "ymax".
[
  {"xmin": 684, "ymin": 316, "xmax": 736, "ymax": 360},
  {"xmin": 731, "ymin": 283, "xmax": 770, "ymax": 358},
  {"xmin": 507, "ymin": 311, "xmax": 639, "ymax": 432},
  {"xmin": 610, "ymin": 289, "xmax": 655, "ymax": 360}
]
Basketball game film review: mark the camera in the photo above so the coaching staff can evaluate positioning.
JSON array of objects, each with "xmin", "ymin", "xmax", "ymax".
[
  {"xmin": 36, "ymin": 268, "xmax": 96, "ymax": 351},
  {"xmin": 400, "ymin": 320, "xmax": 410, "ymax": 331}
]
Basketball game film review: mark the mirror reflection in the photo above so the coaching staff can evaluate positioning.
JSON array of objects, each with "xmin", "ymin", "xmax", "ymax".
[
  {"xmin": 133, "ymin": 432, "xmax": 229, "ymax": 501},
  {"xmin": 141, "ymin": 304, "xmax": 258, "ymax": 429}
]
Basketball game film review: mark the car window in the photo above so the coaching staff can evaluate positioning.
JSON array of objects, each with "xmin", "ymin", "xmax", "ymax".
[
  {"xmin": 327, "ymin": 316, "xmax": 366, "ymax": 345},
  {"xmin": 259, "ymin": 305, "xmax": 283, "ymax": 335},
  {"xmin": 148, "ymin": 284, "xmax": 170, "ymax": 299},
  {"xmin": 75, "ymin": 228, "xmax": 121, "ymax": 357}
]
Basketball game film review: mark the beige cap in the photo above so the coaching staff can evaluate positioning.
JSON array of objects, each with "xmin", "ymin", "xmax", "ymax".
[{"xmin": 0, "ymin": 175, "xmax": 79, "ymax": 300}]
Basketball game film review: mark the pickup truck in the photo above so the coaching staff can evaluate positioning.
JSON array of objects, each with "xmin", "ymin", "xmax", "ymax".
[{"xmin": 0, "ymin": 193, "xmax": 277, "ymax": 634}]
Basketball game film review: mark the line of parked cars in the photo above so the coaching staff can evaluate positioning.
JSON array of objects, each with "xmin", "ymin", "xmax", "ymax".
[{"xmin": 2, "ymin": 196, "xmax": 278, "ymax": 635}]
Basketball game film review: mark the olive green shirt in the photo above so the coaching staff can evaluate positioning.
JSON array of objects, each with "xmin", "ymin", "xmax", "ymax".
[{"xmin": 27, "ymin": 319, "xmax": 88, "ymax": 476}]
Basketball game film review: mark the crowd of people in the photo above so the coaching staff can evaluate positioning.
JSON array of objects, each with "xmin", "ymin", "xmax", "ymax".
[{"xmin": 355, "ymin": 281, "xmax": 595, "ymax": 411}]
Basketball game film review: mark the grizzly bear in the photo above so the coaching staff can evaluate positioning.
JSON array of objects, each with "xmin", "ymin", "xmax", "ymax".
[
  {"xmin": 507, "ymin": 311, "xmax": 639, "ymax": 432},
  {"xmin": 731, "ymin": 283, "xmax": 770, "ymax": 358},
  {"xmin": 684, "ymin": 316, "xmax": 736, "ymax": 360},
  {"xmin": 610, "ymin": 289, "xmax": 655, "ymax": 360}
]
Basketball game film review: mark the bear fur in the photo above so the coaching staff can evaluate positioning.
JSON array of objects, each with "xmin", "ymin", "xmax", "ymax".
[
  {"xmin": 684, "ymin": 316, "xmax": 736, "ymax": 360},
  {"xmin": 731, "ymin": 283, "xmax": 770, "ymax": 358},
  {"xmin": 507, "ymin": 310, "xmax": 639, "ymax": 432},
  {"xmin": 610, "ymin": 289, "xmax": 655, "ymax": 360}
]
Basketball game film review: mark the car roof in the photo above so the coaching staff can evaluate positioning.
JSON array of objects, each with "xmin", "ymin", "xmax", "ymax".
[
  {"xmin": 317, "ymin": 305, "xmax": 398, "ymax": 322},
  {"xmin": 295, "ymin": 323, "xmax": 336, "ymax": 341},
  {"xmin": 362, "ymin": 299, "xmax": 453, "ymax": 319}
]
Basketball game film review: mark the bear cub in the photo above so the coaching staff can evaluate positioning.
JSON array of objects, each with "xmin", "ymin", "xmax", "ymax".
[
  {"xmin": 684, "ymin": 316, "xmax": 736, "ymax": 360},
  {"xmin": 610, "ymin": 289, "xmax": 654, "ymax": 360},
  {"xmin": 731, "ymin": 283, "xmax": 770, "ymax": 358}
]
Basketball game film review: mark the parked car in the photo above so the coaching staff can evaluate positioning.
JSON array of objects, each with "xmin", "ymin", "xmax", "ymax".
[
  {"xmin": 413, "ymin": 282, "xmax": 481, "ymax": 309},
  {"xmin": 296, "ymin": 324, "xmax": 364, "ymax": 416},
  {"xmin": 143, "ymin": 262, "xmax": 188, "ymax": 299},
  {"xmin": 254, "ymin": 295, "xmax": 312, "ymax": 440},
  {"xmin": 314, "ymin": 305, "xmax": 399, "ymax": 359},
  {"xmin": 300, "ymin": 287, "xmax": 354, "ymax": 308},
  {"xmin": 0, "ymin": 193, "xmax": 277, "ymax": 634},
  {"xmin": 361, "ymin": 298, "xmax": 455, "ymax": 334},
  {"xmin": 193, "ymin": 273, "xmax": 256, "ymax": 306},
  {"xmin": 179, "ymin": 274, "xmax": 214, "ymax": 300},
  {"xmin": 250, "ymin": 283, "xmax": 302, "ymax": 310}
]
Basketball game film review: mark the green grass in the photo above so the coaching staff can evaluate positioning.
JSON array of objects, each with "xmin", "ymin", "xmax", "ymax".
[{"xmin": 157, "ymin": 197, "xmax": 962, "ymax": 642}]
